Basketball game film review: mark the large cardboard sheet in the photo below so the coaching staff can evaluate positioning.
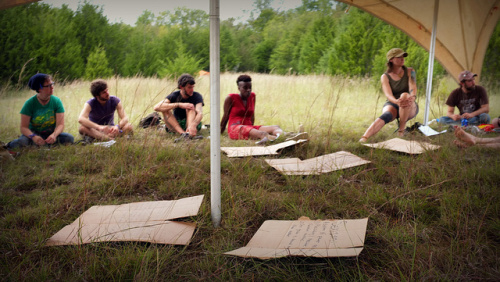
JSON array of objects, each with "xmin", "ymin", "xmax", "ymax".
[
  {"xmin": 265, "ymin": 151, "xmax": 370, "ymax": 175},
  {"xmin": 221, "ymin": 139, "xmax": 307, "ymax": 158},
  {"xmin": 363, "ymin": 138, "xmax": 440, "ymax": 154},
  {"xmin": 46, "ymin": 195, "xmax": 204, "ymax": 246},
  {"xmin": 225, "ymin": 217, "xmax": 368, "ymax": 259}
]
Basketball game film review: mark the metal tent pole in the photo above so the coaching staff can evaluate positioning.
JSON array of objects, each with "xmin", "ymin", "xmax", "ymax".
[
  {"xmin": 209, "ymin": 0, "xmax": 221, "ymax": 227},
  {"xmin": 424, "ymin": 0, "xmax": 439, "ymax": 126}
]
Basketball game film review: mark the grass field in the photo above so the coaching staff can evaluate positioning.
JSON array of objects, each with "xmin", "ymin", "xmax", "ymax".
[{"xmin": 1, "ymin": 73, "xmax": 499, "ymax": 280}]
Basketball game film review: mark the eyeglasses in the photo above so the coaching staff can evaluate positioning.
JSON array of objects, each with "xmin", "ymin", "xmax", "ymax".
[{"xmin": 42, "ymin": 82, "xmax": 55, "ymax": 88}]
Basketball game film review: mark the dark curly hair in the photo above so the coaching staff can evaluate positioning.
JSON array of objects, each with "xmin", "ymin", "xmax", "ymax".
[
  {"xmin": 90, "ymin": 80, "xmax": 108, "ymax": 97},
  {"xmin": 236, "ymin": 74, "xmax": 252, "ymax": 85},
  {"xmin": 177, "ymin": 74, "xmax": 195, "ymax": 88}
]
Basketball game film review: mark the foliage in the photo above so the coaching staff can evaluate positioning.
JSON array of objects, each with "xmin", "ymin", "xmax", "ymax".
[
  {"xmin": 0, "ymin": 1, "xmax": 498, "ymax": 86},
  {"xmin": 157, "ymin": 40, "xmax": 203, "ymax": 78},
  {"xmin": 84, "ymin": 46, "xmax": 113, "ymax": 80}
]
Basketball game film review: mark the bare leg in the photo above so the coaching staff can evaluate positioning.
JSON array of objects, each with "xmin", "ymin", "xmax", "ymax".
[
  {"xmin": 79, "ymin": 125, "xmax": 112, "ymax": 141},
  {"xmin": 492, "ymin": 117, "xmax": 499, "ymax": 129},
  {"xmin": 360, "ymin": 105, "xmax": 398, "ymax": 142},
  {"xmin": 397, "ymin": 93, "xmax": 418, "ymax": 136},
  {"xmin": 259, "ymin": 125, "xmax": 283, "ymax": 139},
  {"xmin": 184, "ymin": 108, "xmax": 195, "ymax": 136},
  {"xmin": 162, "ymin": 111, "xmax": 185, "ymax": 134},
  {"xmin": 249, "ymin": 129, "xmax": 270, "ymax": 140},
  {"xmin": 455, "ymin": 126, "xmax": 500, "ymax": 148}
]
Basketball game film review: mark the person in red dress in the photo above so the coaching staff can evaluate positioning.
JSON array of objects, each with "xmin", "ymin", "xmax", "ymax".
[{"xmin": 221, "ymin": 74, "xmax": 283, "ymax": 144}]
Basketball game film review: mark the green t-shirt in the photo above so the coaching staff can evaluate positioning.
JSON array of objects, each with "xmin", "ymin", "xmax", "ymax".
[{"xmin": 20, "ymin": 95, "xmax": 65, "ymax": 134}]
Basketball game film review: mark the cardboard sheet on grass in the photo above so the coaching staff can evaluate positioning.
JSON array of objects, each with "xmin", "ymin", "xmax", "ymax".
[
  {"xmin": 225, "ymin": 217, "xmax": 368, "ymax": 259},
  {"xmin": 46, "ymin": 195, "xmax": 204, "ymax": 246},
  {"xmin": 363, "ymin": 138, "xmax": 440, "ymax": 154},
  {"xmin": 265, "ymin": 151, "xmax": 370, "ymax": 175},
  {"xmin": 221, "ymin": 139, "xmax": 307, "ymax": 158}
]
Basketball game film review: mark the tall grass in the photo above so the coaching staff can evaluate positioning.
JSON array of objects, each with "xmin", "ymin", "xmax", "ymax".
[{"xmin": 1, "ymin": 74, "xmax": 499, "ymax": 280}]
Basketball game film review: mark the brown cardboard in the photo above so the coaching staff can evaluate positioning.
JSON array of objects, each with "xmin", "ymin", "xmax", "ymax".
[
  {"xmin": 265, "ymin": 151, "xmax": 370, "ymax": 175},
  {"xmin": 225, "ymin": 217, "xmax": 368, "ymax": 259},
  {"xmin": 46, "ymin": 195, "xmax": 204, "ymax": 246},
  {"xmin": 363, "ymin": 138, "xmax": 440, "ymax": 154},
  {"xmin": 221, "ymin": 139, "xmax": 307, "ymax": 158}
]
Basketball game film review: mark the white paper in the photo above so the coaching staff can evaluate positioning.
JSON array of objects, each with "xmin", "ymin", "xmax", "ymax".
[
  {"xmin": 94, "ymin": 140, "xmax": 116, "ymax": 147},
  {"xmin": 418, "ymin": 125, "xmax": 446, "ymax": 136}
]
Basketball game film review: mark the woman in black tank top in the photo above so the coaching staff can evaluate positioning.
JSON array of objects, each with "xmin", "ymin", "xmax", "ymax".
[{"xmin": 359, "ymin": 48, "xmax": 418, "ymax": 142}]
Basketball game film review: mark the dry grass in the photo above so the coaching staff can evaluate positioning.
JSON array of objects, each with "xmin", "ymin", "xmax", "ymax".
[{"xmin": 0, "ymin": 73, "xmax": 499, "ymax": 281}]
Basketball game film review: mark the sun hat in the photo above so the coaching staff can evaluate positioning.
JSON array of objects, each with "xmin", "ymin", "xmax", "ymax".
[{"xmin": 386, "ymin": 48, "xmax": 408, "ymax": 61}]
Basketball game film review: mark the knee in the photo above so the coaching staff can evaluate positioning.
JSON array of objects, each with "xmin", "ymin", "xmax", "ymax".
[
  {"xmin": 78, "ymin": 125, "xmax": 89, "ymax": 135},
  {"xmin": 7, "ymin": 136, "xmax": 29, "ymax": 149},
  {"xmin": 399, "ymin": 92, "xmax": 409, "ymax": 100},
  {"xmin": 479, "ymin": 113, "xmax": 491, "ymax": 124},
  {"xmin": 58, "ymin": 133, "xmax": 74, "ymax": 144},
  {"xmin": 379, "ymin": 112, "xmax": 394, "ymax": 124},
  {"xmin": 492, "ymin": 117, "xmax": 499, "ymax": 128},
  {"xmin": 123, "ymin": 123, "xmax": 133, "ymax": 132}
]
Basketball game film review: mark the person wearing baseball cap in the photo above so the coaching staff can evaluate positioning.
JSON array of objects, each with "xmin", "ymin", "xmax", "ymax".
[
  {"xmin": 359, "ymin": 48, "xmax": 418, "ymax": 142},
  {"xmin": 6, "ymin": 73, "xmax": 74, "ymax": 149},
  {"xmin": 438, "ymin": 70, "xmax": 490, "ymax": 125}
]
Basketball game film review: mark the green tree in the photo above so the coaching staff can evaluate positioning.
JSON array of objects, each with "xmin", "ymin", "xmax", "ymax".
[
  {"xmin": 482, "ymin": 22, "xmax": 500, "ymax": 82},
  {"xmin": 157, "ymin": 40, "xmax": 202, "ymax": 78},
  {"xmin": 84, "ymin": 46, "xmax": 113, "ymax": 80}
]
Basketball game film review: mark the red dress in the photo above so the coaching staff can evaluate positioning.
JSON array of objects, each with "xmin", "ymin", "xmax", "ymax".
[{"xmin": 227, "ymin": 93, "xmax": 261, "ymax": 140}]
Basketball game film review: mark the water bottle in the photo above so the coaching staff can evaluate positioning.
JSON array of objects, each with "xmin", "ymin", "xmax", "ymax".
[{"xmin": 461, "ymin": 118, "xmax": 468, "ymax": 127}]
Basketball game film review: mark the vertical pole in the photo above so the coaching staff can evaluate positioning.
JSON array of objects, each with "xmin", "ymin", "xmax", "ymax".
[
  {"xmin": 423, "ymin": 0, "xmax": 439, "ymax": 126},
  {"xmin": 209, "ymin": 0, "xmax": 221, "ymax": 227}
]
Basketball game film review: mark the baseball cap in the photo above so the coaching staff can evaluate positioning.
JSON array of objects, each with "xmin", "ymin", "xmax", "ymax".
[
  {"xmin": 386, "ymin": 48, "xmax": 408, "ymax": 61},
  {"xmin": 458, "ymin": 70, "xmax": 477, "ymax": 82}
]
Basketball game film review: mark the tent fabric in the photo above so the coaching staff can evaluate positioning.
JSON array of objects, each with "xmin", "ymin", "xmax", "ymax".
[
  {"xmin": 337, "ymin": 0, "xmax": 500, "ymax": 82},
  {"xmin": 0, "ymin": 0, "xmax": 39, "ymax": 10}
]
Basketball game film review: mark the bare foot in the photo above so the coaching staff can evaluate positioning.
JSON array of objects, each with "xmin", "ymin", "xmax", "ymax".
[
  {"xmin": 359, "ymin": 136, "xmax": 368, "ymax": 143},
  {"xmin": 453, "ymin": 139, "xmax": 470, "ymax": 148},
  {"xmin": 454, "ymin": 127, "xmax": 476, "ymax": 145},
  {"xmin": 397, "ymin": 130, "xmax": 406, "ymax": 137}
]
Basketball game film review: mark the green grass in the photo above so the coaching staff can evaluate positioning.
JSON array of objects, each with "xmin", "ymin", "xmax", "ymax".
[{"xmin": 1, "ymin": 74, "xmax": 499, "ymax": 280}]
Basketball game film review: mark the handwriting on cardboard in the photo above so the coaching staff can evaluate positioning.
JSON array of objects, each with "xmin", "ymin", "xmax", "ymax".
[{"xmin": 225, "ymin": 217, "xmax": 368, "ymax": 259}]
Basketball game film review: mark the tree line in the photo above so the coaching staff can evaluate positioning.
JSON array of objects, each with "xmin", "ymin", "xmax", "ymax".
[{"xmin": 1, "ymin": 0, "xmax": 499, "ymax": 91}]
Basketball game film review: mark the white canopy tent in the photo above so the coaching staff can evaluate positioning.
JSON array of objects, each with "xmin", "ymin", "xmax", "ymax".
[
  {"xmin": 0, "ymin": 0, "xmax": 39, "ymax": 10},
  {"xmin": 336, "ymin": 0, "xmax": 500, "ymax": 124}
]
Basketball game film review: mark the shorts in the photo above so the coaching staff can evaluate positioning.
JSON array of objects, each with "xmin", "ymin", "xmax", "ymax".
[
  {"xmin": 165, "ymin": 119, "xmax": 202, "ymax": 134},
  {"xmin": 383, "ymin": 101, "xmax": 419, "ymax": 119},
  {"xmin": 228, "ymin": 124, "xmax": 262, "ymax": 140}
]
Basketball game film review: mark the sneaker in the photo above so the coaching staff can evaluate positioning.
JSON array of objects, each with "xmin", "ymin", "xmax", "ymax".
[
  {"xmin": 83, "ymin": 135, "xmax": 95, "ymax": 144},
  {"xmin": 285, "ymin": 132, "xmax": 309, "ymax": 142},
  {"xmin": 191, "ymin": 135, "xmax": 204, "ymax": 140},
  {"xmin": 174, "ymin": 133, "xmax": 190, "ymax": 143}
]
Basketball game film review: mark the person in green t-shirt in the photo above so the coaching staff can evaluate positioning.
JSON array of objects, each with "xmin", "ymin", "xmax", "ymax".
[{"xmin": 7, "ymin": 73, "xmax": 74, "ymax": 149}]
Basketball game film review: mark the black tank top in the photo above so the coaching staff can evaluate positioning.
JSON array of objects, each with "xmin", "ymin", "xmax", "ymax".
[{"xmin": 384, "ymin": 65, "xmax": 409, "ymax": 99}]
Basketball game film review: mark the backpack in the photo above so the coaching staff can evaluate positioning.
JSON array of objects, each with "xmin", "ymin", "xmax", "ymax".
[{"xmin": 139, "ymin": 112, "xmax": 162, "ymax": 128}]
